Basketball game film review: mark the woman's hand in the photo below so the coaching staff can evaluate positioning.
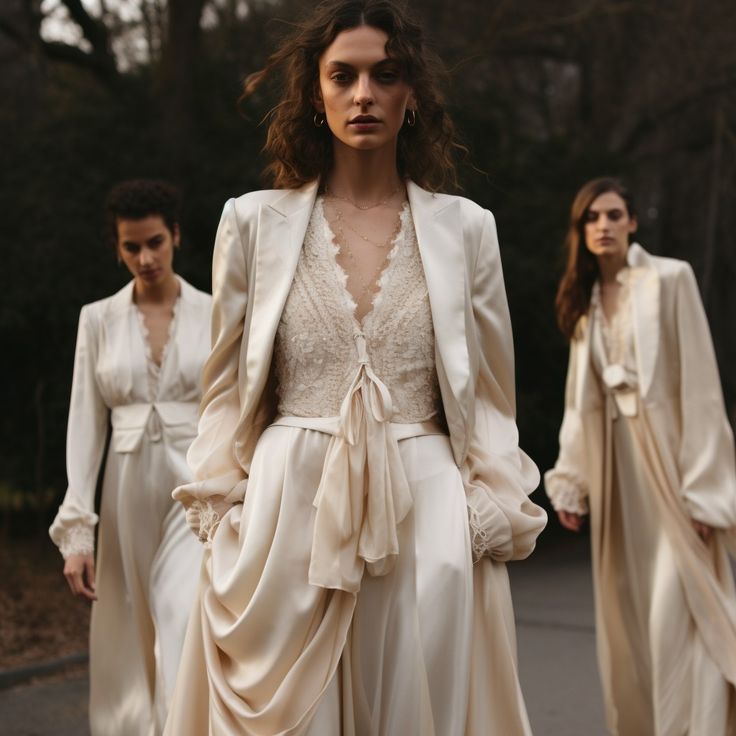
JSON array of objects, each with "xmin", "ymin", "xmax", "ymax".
[
  {"xmin": 63, "ymin": 554, "xmax": 97, "ymax": 601},
  {"xmin": 557, "ymin": 510, "xmax": 585, "ymax": 533},
  {"xmin": 691, "ymin": 520, "xmax": 713, "ymax": 543}
]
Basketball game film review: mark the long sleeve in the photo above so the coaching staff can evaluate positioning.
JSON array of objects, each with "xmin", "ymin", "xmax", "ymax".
[
  {"xmin": 173, "ymin": 199, "xmax": 249, "ymax": 542},
  {"xmin": 463, "ymin": 210, "xmax": 547, "ymax": 562},
  {"xmin": 544, "ymin": 337, "xmax": 591, "ymax": 516},
  {"xmin": 49, "ymin": 305, "xmax": 109, "ymax": 558},
  {"xmin": 675, "ymin": 264, "xmax": 736, "ymax": 528}
]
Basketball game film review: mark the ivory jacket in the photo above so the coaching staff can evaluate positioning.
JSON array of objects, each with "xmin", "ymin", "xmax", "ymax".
[
  {"xmin": 546, "ymin": 243, "xmax": 736, "ymax": 529},
  {"xmin": 175, "ymin": 180, "xmax": 546, "ymax": 560},
  {"xmin": 50, "ymin": 276, "xmax": 212, "ymax": 556}
]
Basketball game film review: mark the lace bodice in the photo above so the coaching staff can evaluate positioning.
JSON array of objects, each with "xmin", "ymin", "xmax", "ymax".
[
  {"xmin": 135, "ymin": 298, "xmax": 180, "ymax": 400},
  {"xmin": 273, "ymin": 198, "xmax": 441, "ymax": 422},
  {"xmin": 591, "ymin": 269, "xmax": 636, "ymax": 371}
]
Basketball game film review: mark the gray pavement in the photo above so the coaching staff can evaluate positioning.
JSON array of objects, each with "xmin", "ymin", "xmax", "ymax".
[
  {"xmin": 511, "ymin": 534, "xmax": 607, "ymax": 735},
  {"xmin": 0, "ymin": 534, "xmax": 606, "ymax": 736}
]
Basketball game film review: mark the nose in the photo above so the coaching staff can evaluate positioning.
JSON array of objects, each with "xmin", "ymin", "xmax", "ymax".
[
  {"xmin": 354, "ymin": 73, "xmax": 373, "ymax": 106},
  {"xmin": 139, "ymin": 247, "xmax": 154, "ymax": 266}
]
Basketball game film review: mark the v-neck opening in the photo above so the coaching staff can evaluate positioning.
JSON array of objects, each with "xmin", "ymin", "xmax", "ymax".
[
  {"xmin": 134, "ymin": 297, "xmax": 180, "ymax": 400},
  {"xmin": 317, "ymin": 196, "xmax": 410, "ymax": 331}
]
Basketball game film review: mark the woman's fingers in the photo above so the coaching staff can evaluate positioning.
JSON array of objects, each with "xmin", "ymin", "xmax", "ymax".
[
  {"xmin": 691, "ymin": 520, "xmax": 713, "ymax": 543},
  {"xmin": 557, "ymin": 510, "xmax": 583, "ymax": 532},
  {"xmin": 63, "ymin": 555, "xmax": 97, "ymax": 601}
]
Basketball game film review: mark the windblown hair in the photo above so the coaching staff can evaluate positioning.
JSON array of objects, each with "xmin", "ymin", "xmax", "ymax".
[
  {"xmin": 241, "ymin": 0, "xmax": 464, "ymax": 191},
  {"xmin": 555, "ymin": 177, "xmax": 637, "ymax": 340},
  {"xmin": 105, "ymin": 179, "xmax": 181, "ymax": 249}
]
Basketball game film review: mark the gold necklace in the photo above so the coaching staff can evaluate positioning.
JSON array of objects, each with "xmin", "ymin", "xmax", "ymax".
[
  {"xmin": 330, "ymin": 203, "xmax": 403, "ymax": 249},
  {"xmin": 324, "ymin": 184, "xmax": 401, "ymax": 211}
]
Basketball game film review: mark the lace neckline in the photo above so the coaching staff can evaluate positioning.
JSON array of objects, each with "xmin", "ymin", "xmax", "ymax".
[
  {"xmin": 591, "ymin": 271, "xmax": 632, "ymax": 366},
  {"xmin": 135, "ymin": 297, "xmax": 180, "ymax": 399},
  {"xmin": 316, "ymin": 196, "xmax": 412, "ymax": 330}
]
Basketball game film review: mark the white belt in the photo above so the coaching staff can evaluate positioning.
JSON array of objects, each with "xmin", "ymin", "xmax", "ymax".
[{"xmin": 110, "ymin": 400, "xmax": 199, "ymax": 453}]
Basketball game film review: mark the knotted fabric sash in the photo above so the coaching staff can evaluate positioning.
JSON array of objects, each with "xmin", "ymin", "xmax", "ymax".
[
  {"xmin": 601, "ymin": 362, "xmax": 639, "ymax": 419},
  {"xmin": 272, "ymin": 332, "xmax": 444, "ymax": 593}
]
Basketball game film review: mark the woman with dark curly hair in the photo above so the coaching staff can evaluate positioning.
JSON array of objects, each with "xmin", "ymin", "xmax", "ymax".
[
  {"xmin": 165, "ymin": 2, "xmax": 546, "ymax": 734},
  {"xmin": 50, "ymin": 179, "xmax": 212, "ymax": 735},
  {"xmin": 546, "ymin": 177, "xmax": 736, "ymax": 735}
]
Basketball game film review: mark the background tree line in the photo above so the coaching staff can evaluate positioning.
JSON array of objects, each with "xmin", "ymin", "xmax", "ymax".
[{"xmin": 1, "ymin": 0, "xmax": 735, "ymax": 536}]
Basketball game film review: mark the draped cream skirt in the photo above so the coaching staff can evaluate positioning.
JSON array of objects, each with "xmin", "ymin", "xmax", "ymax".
[
  {"xmin": 594, "ymin": 411, "xmax": 736, "ymax": 736},
  {"xmin": 165, "ymin": 425, "xmax": 532, "ymax": 736},
  {"xmin": 90, "ymin": 431, "xmax": 202, "ymax": 736}
]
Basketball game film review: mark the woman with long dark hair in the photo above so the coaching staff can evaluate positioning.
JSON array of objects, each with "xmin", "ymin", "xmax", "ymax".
[
  {"xmin": 546, "ymin": 177, "xmax": 736, "ymax": 735},
  {"xmin": 165, "ymin": 2, "xmax": 546, "ymax": 734}
]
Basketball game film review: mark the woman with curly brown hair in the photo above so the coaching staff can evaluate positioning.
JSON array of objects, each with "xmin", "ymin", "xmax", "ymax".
[
  {"xmin": 164, "ymin": 2, "xmax": 546, "ymax": 734},
  {"xmin": 546, "ymin": 177, "xmax": 736, "ymax": 735}
]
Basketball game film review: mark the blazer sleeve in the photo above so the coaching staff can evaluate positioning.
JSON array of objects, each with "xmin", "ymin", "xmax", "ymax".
[
  {"xmin": 462, "ymin": 209, "xmax": 547, "ymax": 562},
  {"xmin": 172, "ymin": 199, "xmax": 250, "ymax": 543},
  {"xmin": 675, "ymin": 264, "xmax": 736, "ymax": 528},
  {"xmin": 543, "ymin": 337, "xmax": 591, "ymax": 516},
  {"xmin": 49, "ymin": 305, "xmax": 109, "ymax": 559}
]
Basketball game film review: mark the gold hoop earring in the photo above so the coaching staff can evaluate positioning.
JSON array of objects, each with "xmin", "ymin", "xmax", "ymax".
[
  {"xmin": 314, "ymin": 112, "xmax": 326, "ymax": 127},
  {"xmin": 406, "ymin": 109, "xmax": 416, "ymax": 127}
]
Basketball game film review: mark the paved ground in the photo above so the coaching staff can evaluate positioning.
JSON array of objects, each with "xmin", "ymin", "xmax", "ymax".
[{"xmin": 0, "ymin": 534, "xmax": 607, "ymax": 736}]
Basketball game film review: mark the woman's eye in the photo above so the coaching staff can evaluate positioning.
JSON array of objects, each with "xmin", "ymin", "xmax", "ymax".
[
  {"xmin": 123, "ymin": 244, "xmax": 140, "ymax": 254},
  {"xmin": 585, "ymin": 212, "xmax": 598, "ymax": 223},
  {"xmin": 376, "ymin": 68, "xmax": 400, "ymax": 83},
  {"xmin": 331, "ymin": 72, "xmax": 351, "ymax": 84},
  {"xmin": 608, "ymin": 210, "xmax": 623, "ymax": 221}
]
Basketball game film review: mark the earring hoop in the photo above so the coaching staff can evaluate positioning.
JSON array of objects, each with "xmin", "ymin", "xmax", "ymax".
[
  {"xmin": 314, "ymin": 112, "xmax": 326, "ymax": 127},
  {"xmin": 406, "ymin": 109, "xmax": 416, "ymax": 127}
]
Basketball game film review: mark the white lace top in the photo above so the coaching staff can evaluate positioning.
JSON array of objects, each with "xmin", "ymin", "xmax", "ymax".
[
  {"xmin": 273, "ymin": 198, "xmax": 441, "ymax": 423},
  {"xmin": 590, "ymin": 268, "xmax": 636, "ymax": 371}
]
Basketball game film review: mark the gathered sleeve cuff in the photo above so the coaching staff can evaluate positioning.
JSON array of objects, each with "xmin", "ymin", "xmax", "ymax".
[
  {"xmin": 183, "ymin": 493, "xmax": 242, "ymax": 546},
  {"xmin": 172, "ymin": 199, "xmax": 250, "ymax": 542},
  {"xmin": 544, "ymin": 470, "xmax": 589, "ymax": 515},
  {"xmin": 57, "ymin": 523, "xmax": 95, "ymax": 559},
  {"xmin": 463, "ymin": 209, "xmax": 547, "ymax": 563},
  {"xmin": 49, "ymin": 305, "xmax": 108, "ymax": 558}
]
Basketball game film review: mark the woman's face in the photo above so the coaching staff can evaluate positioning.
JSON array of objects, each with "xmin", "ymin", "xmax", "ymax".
[
  {"xmin": 583, "ymin": 191, "xmax": 637, "ymax": 261},
  {"xmin": 116, "ymin": 215, "xmax": 178, "ymax": 288},
  {"xmin": 316, "ymin": 25, "xmax": 416, "ymax": 154}
]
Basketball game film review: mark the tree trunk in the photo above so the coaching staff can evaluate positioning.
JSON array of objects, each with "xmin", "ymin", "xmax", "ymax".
[{"xmin": 158, "ymin": 0, "xmax": 207, "ymax": 168}]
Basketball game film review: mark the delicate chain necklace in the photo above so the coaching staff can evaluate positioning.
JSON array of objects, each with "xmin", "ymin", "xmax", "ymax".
[
  {"xmin": 324, "ymin": 183, "xmax": 401, "ymax": 211},
  {"xmin": 330, "ymin": 203, "xmax": 403, "ymax": 249},
  {"xmin": 339, "ymin": 239, "xmax": 389, "ymax": 299},
  {"xmin": 324, "ymin": 202, "xmax": 403, "ymax": 298}
]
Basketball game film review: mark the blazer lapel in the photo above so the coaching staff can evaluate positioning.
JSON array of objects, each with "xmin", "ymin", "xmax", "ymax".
[
  {"xmin": 407, "ymin": 182, "xmax": 470, "ymax": 453},
  {"xmin": 627, "ymin": 243, "xmax": 660, "ymax": 399},
  {"xmin": 242, "ymin": 181, "xmax": 319, "ymax": 411}
]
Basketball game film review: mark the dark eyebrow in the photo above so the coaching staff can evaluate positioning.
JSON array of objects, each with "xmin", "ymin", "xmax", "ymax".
[{"xmin": 324, "ymin": 58, "xmax": 394, "ymax": 70}]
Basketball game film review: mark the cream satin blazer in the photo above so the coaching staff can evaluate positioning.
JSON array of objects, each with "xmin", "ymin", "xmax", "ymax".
[
  {"xmin": 553, "ymin": 243, "xmax": 736, "ymax": 527},
  {"xmin": 176, "ymin": 180, "xmax": 544, "ymax": 559}
]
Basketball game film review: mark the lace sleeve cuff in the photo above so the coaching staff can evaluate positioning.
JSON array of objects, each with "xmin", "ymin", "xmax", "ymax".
[
  {"xmin": 544, "ymin": 472, "xmax": 589, "ymax": 515},
  {"xmin": 185, "ymin": 498, "xmax": 233, "ymax": 546},
  {"xmin": 466, "ymin": 489, "xmax": 513, "ymax": 563},
  {"xmin": 59, "ymin": 524, "xmax": 95, "ymax": 559}
]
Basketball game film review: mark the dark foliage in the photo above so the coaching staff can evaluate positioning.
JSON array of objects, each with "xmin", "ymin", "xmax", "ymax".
[{"xmin": 1, "ymin": 0, "xmax": 735, "ymax": 535}]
